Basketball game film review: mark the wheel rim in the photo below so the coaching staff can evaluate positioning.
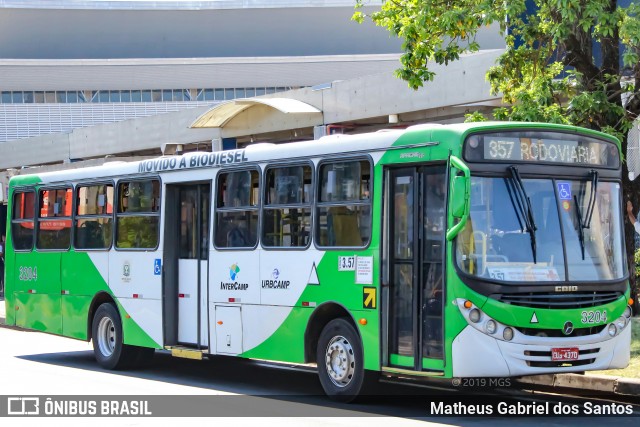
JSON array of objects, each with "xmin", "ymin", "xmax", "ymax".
[
  {"xmin": 97, "ymin": 316, "xmax": 116, "ymax": 357},
  {"xmin": 324, "ymin": 335, "xmax": 356, "ymax": 388}
]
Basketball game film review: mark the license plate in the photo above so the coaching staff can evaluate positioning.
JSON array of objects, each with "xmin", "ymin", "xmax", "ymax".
[{"xmin": 551, "ymin": 347, "xmax": 579, "ymax": 361}]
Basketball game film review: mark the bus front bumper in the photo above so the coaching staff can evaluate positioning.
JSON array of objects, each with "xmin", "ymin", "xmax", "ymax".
[{"xmin": 451, "ymin": 323, "xmax": 631, "ymax": 378}]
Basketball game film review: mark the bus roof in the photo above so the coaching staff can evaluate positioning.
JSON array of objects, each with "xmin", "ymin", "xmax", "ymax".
[{"xmin": 8, "ymin": 121, "xmax": 620, "ymax": 187}]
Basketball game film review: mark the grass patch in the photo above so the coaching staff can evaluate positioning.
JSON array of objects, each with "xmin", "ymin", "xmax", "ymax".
[{"xmin": 591, "ymin": 316, "xmax": 639, "ymax": 378}]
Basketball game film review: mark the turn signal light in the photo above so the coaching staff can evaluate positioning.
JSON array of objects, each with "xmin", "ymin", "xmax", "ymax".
[
  {"xmin": 629, "ymin": 298, "xmax": 634, "ymax": 306},
  {"xmin": 359, "ymin": 318, "xmax": 368, "ymax": 326},
  {"xmin": 217, "ymin": 321, "xmax": 223, "ymax": 325},
  {"xmin": 463, "ymin": 300, "xmax": 473, "ymax": 309}
]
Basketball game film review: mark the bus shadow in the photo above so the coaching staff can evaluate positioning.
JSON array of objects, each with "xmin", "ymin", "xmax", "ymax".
[
  {"xmin": 17, "ymin": 349, "xmax": 459, "ymax": 419},
  {"xmin": 15, "ymin": 350, "xmax": 640, "ymax": 423}
]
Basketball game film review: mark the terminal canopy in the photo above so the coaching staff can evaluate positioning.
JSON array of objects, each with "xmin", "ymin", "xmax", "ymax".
[{"xmin": 190, "ymin": 97, "xmax": 322, "ymax": 129}]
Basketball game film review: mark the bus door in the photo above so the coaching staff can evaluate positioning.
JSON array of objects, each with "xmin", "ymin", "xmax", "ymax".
[
  {"xmin": 384, "ymin": 165, "xmax": 446, "ymax": 372},
  {"xmin": 164, "ymin": 183, "xmax": 210, "ymax": 347}
]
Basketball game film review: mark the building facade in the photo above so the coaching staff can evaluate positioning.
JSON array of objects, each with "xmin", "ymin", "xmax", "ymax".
[{"xmin": 0, "ymin": 0, "xmax": 506, "ymax": 205}]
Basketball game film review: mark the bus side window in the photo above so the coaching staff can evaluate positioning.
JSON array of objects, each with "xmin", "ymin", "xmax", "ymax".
[
  {"xmin": 36, "ymin": 187, "xmax": 72, "ymax": 251},
  {"xmin": 115, "ymin": 179, "xmax": 160, "ymax": 249},
  {"xmin": 75, "ymin": 184, "xmax": 114, "ymax": 250},
  {"xmin": 214, "ymin": 169, "xmax": 259, "ymax": 249},
  {"xmin": 262, "ymin": 164, "xmax": 312, "ymax": 248},
  {"xmin": 316, "ymin": 159, "xmax": 371, "ymax": 248},
  {"xmin": 11, "ymin": 190, "xmax": 36, "ymax": 251}
]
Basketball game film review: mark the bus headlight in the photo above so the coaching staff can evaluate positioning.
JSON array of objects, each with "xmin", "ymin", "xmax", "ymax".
[
  {"xmin": 607, "ymin": 324, "xmax": 617, "ymax": 337},
  {"xmin": 469, "ymin": 308, "xmax": 481, "ymax": 323},
  {"xmin": 615, "ymin": 316, "xmax": 627, "ymax": 330},
  {"xmin": 457, "ymin": 299, "xmax": 515, "ymax": 342},
  {"xmin": 503, "ymin": 327, "xmax": 514, "ymax": 341},
  {"xmin": 623, "ymin": 306, "xmax": 632, "ymax": 319},
  {"xmin": 485, "ymin": 320, "xmax": 497, "ymax": 334}
]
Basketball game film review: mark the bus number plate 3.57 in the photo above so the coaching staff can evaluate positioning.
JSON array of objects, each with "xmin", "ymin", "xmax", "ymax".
[
  {"xmin": 551, "ymin": 347, "xmax": 579, "ymax": 362},
  {"xmin": 338, "ymin": 256, "xmax": 356, "ymax": 271}
]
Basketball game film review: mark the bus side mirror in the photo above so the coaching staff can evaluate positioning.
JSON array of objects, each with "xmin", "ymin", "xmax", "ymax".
[
  {"xmin": 451, "ymin": 175, "xmax": 469, "ymax": 218},
  {"xmin": 446, "ymin": 156, "xmax": 470, "ymax": 241}
]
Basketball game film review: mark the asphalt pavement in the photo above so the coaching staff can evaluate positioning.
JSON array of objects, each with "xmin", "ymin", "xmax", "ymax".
[{"xmin": 1, "ymin": 295, "xmax": 638, "ymax": 399}]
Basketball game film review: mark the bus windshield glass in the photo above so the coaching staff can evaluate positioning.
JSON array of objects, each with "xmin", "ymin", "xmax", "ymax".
[{"xmin": 455, "ymin": 177, "xmax": 624, "ymax": 282}]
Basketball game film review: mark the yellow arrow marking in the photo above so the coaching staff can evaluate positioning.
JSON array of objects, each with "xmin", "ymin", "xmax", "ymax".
[{"xmin": 363, "ymin": 287, "xmax": 376, "ymax": 309}]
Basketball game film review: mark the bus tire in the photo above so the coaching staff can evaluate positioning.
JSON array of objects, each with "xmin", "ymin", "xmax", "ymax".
[
  {"xmin": 316, "ymin": 318, "xmax": 364, "ymax": 402},
  {"xmin": 92, "ymin": 303, "xmax": 138, "ymax": 370}
]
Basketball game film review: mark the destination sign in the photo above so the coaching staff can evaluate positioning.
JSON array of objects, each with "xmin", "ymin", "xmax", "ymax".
[{"xmin": 464, "ymin": 132, "xmax": 619, "ymax": 168}]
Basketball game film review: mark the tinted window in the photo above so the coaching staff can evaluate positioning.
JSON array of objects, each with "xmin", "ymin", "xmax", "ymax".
[
  {"xmin": 11, "ymin": 191, "xmax": 36, "ymax": 251},
  {"xmin": 37, "ymin": 188, "xmax": 73, "ymax": 250},
  {"xmin": 116, "ymin": 180, "xmax": 160, "ymax": 249},
  {"xmin": 214, "ymin": 170, "xmax": 259, "ymax": 248},
  {"xmin": 316, "ymin": 160, "xmax": 371, "ymax": 247}
]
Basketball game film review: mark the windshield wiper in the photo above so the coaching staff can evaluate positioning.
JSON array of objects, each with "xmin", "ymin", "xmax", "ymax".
[
  {"xmin": 507, "ymin": 166, "xmax": 538, "ymax": 263},
  {"xmin": 574, "ymin": 195, "xmax": 587, "ymax": 260},
  {"xmin": 574, "ymin": 170, "xmax": 599, "ymax": 260},
  {"xmin": 584, "ymin": 170, "xmax": 599, "ymax": 228}
]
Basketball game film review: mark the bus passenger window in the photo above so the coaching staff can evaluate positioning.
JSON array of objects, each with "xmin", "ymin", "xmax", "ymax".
[
  {"xmin": 316, "ymin": 159, "xmax": 371, "ymax": 247},
  {"xmin": 11, "ymin": 191, "xmax": 36, "ymax": 251},
  {"xmin": 75, "ymin": 184, "xmax": 114, "ymax": 250},
  {"xmin": 116, "ymin": 179, "xmax": 160, "ymax": 249},
  {"xmin": 36, "ymin": 187, "xmax": 72, "ymax": 251},
  {"xmin": 262, "ymin": 165, "xmax": 312, "ymax": 248},
  {"xmin": 215, "ymin": 170, "xmax": 259, "ymax": 249}
]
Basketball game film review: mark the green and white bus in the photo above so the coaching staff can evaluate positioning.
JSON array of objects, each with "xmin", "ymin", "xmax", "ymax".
[{"xmin": 4, "ymin": 122, "xmax": 633, "ymax": 401}]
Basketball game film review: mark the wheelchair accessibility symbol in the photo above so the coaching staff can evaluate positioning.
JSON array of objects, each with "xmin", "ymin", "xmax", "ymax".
[
  {"xmin": 557, "ymin": 182, "xmax": 572, "ymax": 200},
  {"xmin": 154, "ymin": 259, "xmax": 162, "ymax": 275}
]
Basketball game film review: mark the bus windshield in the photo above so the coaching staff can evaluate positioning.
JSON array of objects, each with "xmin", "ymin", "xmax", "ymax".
[{"xmin": 455, "ymin": 176, "xmax": 624, "ymax": 282}]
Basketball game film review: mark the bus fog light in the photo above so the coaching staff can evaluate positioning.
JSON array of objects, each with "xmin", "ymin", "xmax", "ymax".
[
  {"xmin": 469, "ymin": 308, "xmax": 481, "ymax": 323},
  {"xmin": 503, "ymin": 327, "xmax": 514, "ymax": 341},
  {"xmin": 623, "ymin": 306, "xmax": 632, "ymax": 319},
  {"xmin": 485, "ymin": 320, "xmax": 497, "ymax": 334},
  {"xmin": 608, "ymin": 324, "xmax": 617, "ymax": 337},
  {"xmin": 615, "ymin": 317, "xmax": 626, "ymax": 330}
]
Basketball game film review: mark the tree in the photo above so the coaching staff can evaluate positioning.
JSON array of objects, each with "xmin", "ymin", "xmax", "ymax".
[{"xmin": 355, "ymin": 0, "xmax": 640, "ymax": 312}]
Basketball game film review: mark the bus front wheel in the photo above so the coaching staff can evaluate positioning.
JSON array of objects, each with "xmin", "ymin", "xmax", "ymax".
[
  {"xmin": 92, "ymin": 303, "xmax": 142, "ymax": 370},
  {"xmin": 316, "ymin": 318, "xmax": 364, "ymax": 402}
]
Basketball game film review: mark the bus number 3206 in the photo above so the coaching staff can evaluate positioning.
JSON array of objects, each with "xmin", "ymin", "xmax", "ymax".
[{"xmin": 18, "ymin": 266, "xmax": 38, "ymax": 281}]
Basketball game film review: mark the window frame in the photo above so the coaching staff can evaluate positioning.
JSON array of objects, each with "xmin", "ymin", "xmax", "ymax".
[
  {"xmin": 73, "ymin": 180, "xmax": 116, "ymax": 252},
  {"xmin": 36, "ymin": 185, "xmax": 74, "ymax": 252},
  {"xmin": 314, "ymin": 156, "xmax": 373, "ymax": 250},
  {"xmin": 213, "ymin": 166, "xmax": 262, "ymax": 251},
  {"xmin": 10, "ymin": 187, "xmax": 37, "ymax": 252},
  {"xmin": 261, "ymin": 161, "xmax": 315, "ymax": 251},
  {"xmin": 114, "ymin": 177, "xmax": 162, "ymax": 251}
]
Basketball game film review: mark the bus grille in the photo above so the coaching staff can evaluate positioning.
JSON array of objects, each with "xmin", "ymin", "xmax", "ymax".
[
  {"xmin": 516, "ymin": 325, "xmax": 606, "ymax": 338},
  {"xmin": 493, "ymin": 291, "xmax": 621, "ymax": 309}
]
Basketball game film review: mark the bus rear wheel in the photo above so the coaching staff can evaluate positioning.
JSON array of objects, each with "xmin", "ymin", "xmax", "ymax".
[
  {"xmin": 316, "ymin": 318, "xmax": 364, "ymax": 402},
  {"xmin": 92, "ymin": 303, "xmax": 146, "ymax": 370}
]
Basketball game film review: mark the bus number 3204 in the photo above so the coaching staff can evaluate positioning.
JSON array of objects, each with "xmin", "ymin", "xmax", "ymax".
[
  {"xmin": 18, "ymin": 266, "xmax": 38, "ymax": 281},
  {"xmin": 581, "ymin": 310, "xmax": 606, "ymax": 324}
]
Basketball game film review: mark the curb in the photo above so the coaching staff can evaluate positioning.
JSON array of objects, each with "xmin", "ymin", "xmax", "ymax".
[{"xmin": 516, "ymin": 373, "xmax": 640, "ymax": 397}]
